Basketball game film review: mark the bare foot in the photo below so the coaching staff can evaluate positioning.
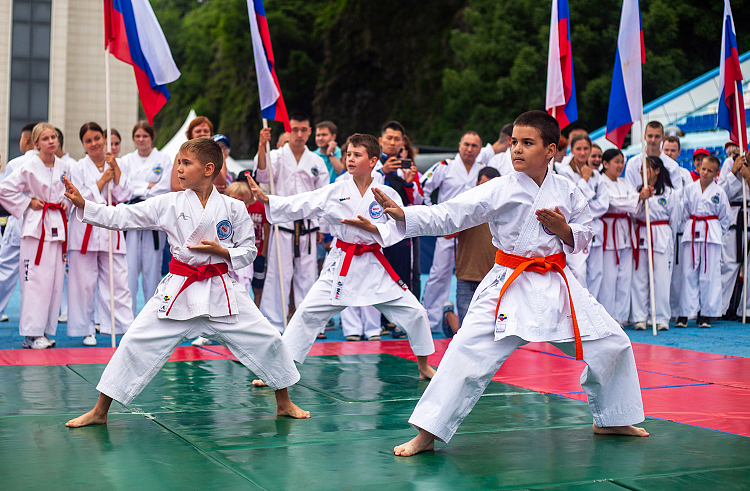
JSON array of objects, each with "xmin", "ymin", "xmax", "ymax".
[
  {"xmin": 66, "ymin": 409, "xmax": 107, "ymax": 428},
  {"xmin": 252, "ymin": 379, "xmax": 268, "ymax": 387},
  {"xmin": 394, "ymin": 429, "xmax": 435, "ymax": 457},
  {"xmin": 277, "ymin": 401, "xmax": 311, "ymax": 419},
  {"xmin": 593, "ymin": 423, "xmax": 649, "ymax": 437},
  {"xmin": 419, "ymin": 365, "xmax": 437, "ymax": 380}
]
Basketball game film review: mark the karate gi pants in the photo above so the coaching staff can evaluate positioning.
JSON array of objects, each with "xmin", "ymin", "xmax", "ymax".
[
  {"xmin": 597, "ymin": 249, "xmax": 634, "ymax": 323},
  {"xmin": 422, "ymin": 236, "xmax": 456, "ymax": 332},
  {"xmin": 67, "ymin": 250, "xmax": 134, "ymax": 336},
  {"xmin": 720, "ymin": 228, "xmax": 750, "ymax": 316},
  {"xmin": 631, "ymin": 248, "xmax": 673, "ymax": 324},
  {"xmin": 126, "ymin": 229, "xmax": 166, "ymax": 317},
  {"xmin": 341, "ymin": 306, "xmax": 381, "ymax": 339},
  {"xmin": 260, "ymin": 229, "xmax": 317, "ymax": 331},
  {"xmin": 566, "ymin": 248, "xmax": 589, "ymax": 289},
  {"xmin": 670, "ymin": 234, "xmax": 683, "ymax": 317},
  {"xmin": 19, "ymin": 238, "xmax": 64, "ymax": 337},
  {"xmin": 408, "ymin": 278, "xmax": 644, "ymax": 443},
  {"xmin": 678, "ymin": 241, "xmax": 722, "ymax": 318},
  {"xmin": 281, "ymin": 276, "xmax": 435, "ymax": 364},
  {"xmin": 96, "ymin": 283, "xmax": 300, "ymax": 406},
  {"xmin": 0, "ymin": 222, "xmax": 20, "ymax": 316},
  {"xmin": 586, "ymin": 246, "xmax": 603, "ymax": 298}
]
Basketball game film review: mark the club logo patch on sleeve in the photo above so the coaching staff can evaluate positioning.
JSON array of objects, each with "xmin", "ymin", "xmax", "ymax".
[
  {"xmin": 311, "ymin": 167, "xmax": 319, "ymax": 177},
  {"xmin": 658, "ymin": 197, "xmax": 667, "ymax": 206},
  {"xmin": 541, "ymin": 224, "xmax": 555, "ymax": 235},
  {"xmin": 711, "ymin": 195, "xmax": 720, "ymax": 204},
  {"xmin": 153, "ymin": 165, "xmax": 163, "ymax": 175},
  {"xmin": 217, "ymin": 220, "xmax": 233, "ymax": 240},
  {"xmin": 369, "ymin": 201, "xmax": 384, "ymax": 219}
]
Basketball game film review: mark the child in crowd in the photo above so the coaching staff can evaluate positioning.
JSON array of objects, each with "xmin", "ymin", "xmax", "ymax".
[
  {"xmin": 0, "ymin": 123, "xmax": 70, "ymax": 349},
  {"xmin": 64, "ymin": 138, "xmax": 308, "ymax": 427},
  {"xmin": 372, "ymin": 111, "xmax": 647, "ymax": 457},
  {"xmin": 630, "ymin": 156, "xmax": 680, "ymax": 330},
  {"xmin": 675, "ymin": 155, "xmax": 731, "ymax": 328}
]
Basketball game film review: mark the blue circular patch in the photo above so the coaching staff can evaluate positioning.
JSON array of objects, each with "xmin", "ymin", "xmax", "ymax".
[
  {"xmin": 369, "ymin": 201, "xmax": 384, "ymax": 220},
  {"xmin": 153, "ymin": 165, "xmax": 162, "ymax": 175},
  {"xmin": 711, "ymin": 195, "xmax": 720, "ymax": 204},
  {"xmin": 658, "ymin": 197, "xmax": 667, "ymax": 206},
  {"xmin": 217, "ymin": 219, "xmax": 233, "ymax": 240},
  {"xmin": 541, "ymin": 224, "xmax": 555, "ymax": 236},
  {"xmin": 311, "ymin": 167, "xmax": 319, "ymax": 177},
  {"xmin": 59, "ymin": 171, "xmax": 67, "ymax": 184}
]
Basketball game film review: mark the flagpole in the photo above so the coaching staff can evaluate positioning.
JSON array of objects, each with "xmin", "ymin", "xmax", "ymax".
[
  {"xmin": 263, "ymin": 118, "xmax": 288, "ymax": 329},
  {"xmin": 640, "ymin": 115, "xmax": 658, "ymax": 336},
  {"xmin": 105, "ymin": 46, "xmax": 117, "ymax": 348},
  {"xmin": 734, "ymin": 92, "xmax": 748, "ymax": 323}
]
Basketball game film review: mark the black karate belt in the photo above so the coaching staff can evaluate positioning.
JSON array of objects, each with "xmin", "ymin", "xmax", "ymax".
[
  {"xmin": 124, "ymin": 197, "xmax": 160, "ymax": 250},
  {"xmin": 675, "ymin": 233, "xmax": 682, "ymax": 265},
  {"xmin": 278, "ymin": 219, "xmax": 319, "ymax": 258},
  {"xmin": 729, "ymin": 201, "xmax": 750, "ymax": 264}
]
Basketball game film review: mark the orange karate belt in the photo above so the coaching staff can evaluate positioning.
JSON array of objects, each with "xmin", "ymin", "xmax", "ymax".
[
  {"xmin": 166, "ymin": 259, "xmax": 230, "ymax": 316},
  {"xmin": 634, "ymin": 219, "xmax": 670, "ymax": 270},
  {"xmin": 80, "ymin": 202, "xmax": 120, "ymax": 254},
  {"xmin": 601, "ymin": 212, "xmax": 635, "ymax": 265},
  {"xmin": 494, "ymin": 250, "xmax": 582, "ymax": 360},
  {"xmin": 335, "ymin": 239, "xmax": 408, "ymax": 290},
  {"xmin": 36, "ymin": 202, "xmax": 67, "ymax": 265},
  {"xmin": 689, "ymin": 215, "xmax": 718, "ymax": 273}
]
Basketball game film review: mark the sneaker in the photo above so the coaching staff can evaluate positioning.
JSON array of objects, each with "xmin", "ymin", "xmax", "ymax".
[
  {"xmin": 657, "ymin": 323, "xmax": 669, "ymax": 331},
  {"xmin": 82, "ymin": 334, "xmax": 97, "ymax": 346},
  {"xmin": 191, "ymin": 336, "xmax": 211, "ymax": 346},
  {"xmin": 699, "ymin": 319, "xmax": 712, "ymax": 328},
  {"xmin": 367, "ymin": 335, "xmax": 381, "ymax": 341},
  {"xmin": 22, "ymin": 336, "xmax": 53, "ymax": 349},
  {"xmin": 346, "ymin": 335, "xmax": 362, "ymax": 342},
  {"xmin": 44, "ymin": 335, "xmax": 56, "ymax": 347},
  {"xmin": 391, "ymin": 326, "xmax": 407, "ymax": 339},
  {"xmin": 674, "ymin": 317, "xmax": 688, "ymax": 328},
  {"xmin": 58, "ymin": 314, "xmax": 68, "ymax": 323},
  {"xmin": 442, "ymin": 301, "xmax": 455, "ymax": 338},
  {"xmin": 634, "ymin": 321, "xmax": 647, "ymax": 330},
  {"xmin": 0, "ymin": 314, "xmax": 8, "ymax": 322}
]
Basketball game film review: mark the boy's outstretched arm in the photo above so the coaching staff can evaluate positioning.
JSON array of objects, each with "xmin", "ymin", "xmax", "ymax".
[
  {"xmin": 63, "ymin": 177, "xmax": 85, "ymax": 210},
  {"xmin": 372, "ymin": 188, "xmax": 405, "ymax": 221},
  {"xmin": 536, "ymin": 207, "xmax": 574, "ymax": 247}
]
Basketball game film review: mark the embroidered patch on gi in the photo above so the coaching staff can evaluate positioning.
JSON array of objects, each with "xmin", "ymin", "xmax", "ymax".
[
  {"xmin": 163, "ymin": 295, "xmax": 170, "ymax": 302},
  {"xmin": 497, "ymin": 313, "xmax": 507, "ymax": 322},
  {"xmin": 217, "ymin": 220, "xmax": 233, "ymax": 240},
  {"xmin": 658, "ymin": 197, "xmax": 667, "ymax": 206},
  {"xmin": 495, "ymin": 312, "xmax": 508, "ymax": 340},
  {"xmin": 339, "ymin": 197, "xmax": 350, "ymax": 201},
  {"xmin": 711, "ymin": 195, "xmax": 720, "ymax": 204},
  {"xmin": 153, "ymin": 165, "xmax": 163, "ymax": 175},
  {"xmin": 369, "ymin": 201, "xmax": 384, "ymax": 219},
  {"xmin": 541, "ymin": 224, "xmax": 555, "ymax": 235},
  {"xmin": 59, "ymin": 171, "xmax": 67, "ymax": 184},
  {"xmin": 159, "ymin": 305, "xmax": 167, "ymax": 313},
  {"xmin": 311, "ymin": 167, "xmax": 319, "ymax": 177}
]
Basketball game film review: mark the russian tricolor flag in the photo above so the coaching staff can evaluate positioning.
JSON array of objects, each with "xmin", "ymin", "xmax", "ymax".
[
  {"xmin": 104, "ymin": 0, "xmax": 180, "ymax": 124},
  {"xmin": 247, "ymin": 0, "xmax": 290, "ymax": 131},
  {"xmin": 545, "ymin": 0, "xmax": 577, "ymax": 128},
  {"xmin": 605, "ymin": 0, "xmax": 645, "ymax": 149},
  {"xmin": 717, "ymin": 0, "xmax": 747, "ymax": 151}
]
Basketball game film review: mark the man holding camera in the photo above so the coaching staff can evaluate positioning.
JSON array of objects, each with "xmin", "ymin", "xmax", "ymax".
[{"xmin": 419, "ymin": 131, "xmax": 484, "ymax": 333}]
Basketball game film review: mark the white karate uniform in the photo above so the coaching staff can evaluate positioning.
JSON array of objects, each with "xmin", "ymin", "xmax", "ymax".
[
  {"xmin": 77, "ymin": 187, "xmax": 299, "ymax": 404},
  {"xmin": 265, "ymin": 179, "xmax": 434, "ymax": 363},
  {"xmin": 477, "ymin": 143, "xmax": 497, "ymax": 165},
  {"xmin": 66, "ymin": 155, "xmax": 134, "ymax": 336},
  {"xmin": 487, "ymin": 148, "xmax": 513, "ymax": 175},
  {"xmin": 630, "ymin": 188, "xmax": 681, "ymax": 324},
  {"xmin": 395, "ymin": 170, "xmax": 643, "ymax": 443},
  {"xmin": 670, "ymin": 167, "xmax": 694, "ymax": 316},
  {"xmin": 624, "ymin": 152, "xmax": 685, "ymax": 195},
  {"xmin": 0, "ymin": 155, "xmax": 69, "ymax": 337},
  {"xmin": 0, "ymin": 150, "xmax": 38, "ymax": 316},
  {"xmin": 254, "ymin": 144, "xmax": 329, "ymax": 331},
  {"xmin": 718, "ymin": 158, "xmax": 750, "ymax": 316},
  {"xmin": 340, "ymin": 306, "xmax": 381, "ymax": 339},
  {"xmin": 420, "ymin": 155, "xmax": 484, "ymax": 331},
  {"xmin": 556, "ymin": 161, "xmax": 610, "ymax": 292},
  {"xmin": 598, "ymin": 177, "xmax": 639, "ymax": 323},
  {"xmin": 120, "ymin": 148, "xmax": 173, "ymax": 316},
  {"xmin": 677, "ymin": 181, "xmax": 731, "ymax": 317}
]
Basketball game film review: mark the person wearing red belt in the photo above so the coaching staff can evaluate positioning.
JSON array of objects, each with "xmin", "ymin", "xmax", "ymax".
[
  {"xmin": 0, "ymin": 123, "xmax": 70, "ymax": 349},
  {"xmin": 373, "ymin": 111, "xmax": 647, "ymax": 458},
  {"xmin": 630, "ymin": 156, "xmax": 681, "ymax": 331},
  {"xmin": 675, "ymin": 155, "xmax": 731, "ymax": 328},
  {"xmin": 246, "ymin": 133, "xmax": 436, "ymax": 382},
  {"xmin": 63, "ymin": 138, "xmax": 309, "ymax": 428}
]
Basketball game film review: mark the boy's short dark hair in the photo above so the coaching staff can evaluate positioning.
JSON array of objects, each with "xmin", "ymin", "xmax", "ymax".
[
  {"xmin": 478, "ymin": 166, "xmax": 500, "ymax": 182},
  {"xmin": 645, "ymin": 121, "xmax": 664, "ymax": 134},
  {"xmin": 499, "ymin": 123, "xmax": 513, "ymax": 139},
  {"xmin": 289, "ymin": 112, "xmax": 311, "ymax": 125},
  {"xmin": 345, "ymin": 133, "xmax": 380, "ymax": 160},
  {"xmin": 513, "ymin": 111, "xmax": 560, "ymax": 148},
  {"xmin": 461, "ymin": 130, "xmax": 482, "ymax": 143},
  {"xmin": 316, "ymin": 121, "xmax": 337, "ymax": 135},
  {"xmin": 703, "ymin": 155, "xmax": 721, "ymax": 171},
  {"xmin": 381, "ymin": 120, "xmax": 405, "ymax": 136},
  {"xmin": 179, "ymin": 138, "xmax": 224, "ymax": 178},
  {"xmin": 21, "ymin": 123, "xmax": 37, "ymax": 134},
  {"xmin": 663, "ymin": 135, "xmax": 680, "ymax": 149}
]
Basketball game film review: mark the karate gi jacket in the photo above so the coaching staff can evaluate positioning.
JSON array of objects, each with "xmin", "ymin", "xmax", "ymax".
[
  {"xmin": 679, "ymin": 181, "xmax": 731, "ymax": 246},
  {"xmin": 632, "ymin": 187, "xmax": 682, "ymax": 253},
  {"xmin": 556, "ymin": 161, "xmax": 609, "ymax": 249},
  {"xmin": 120, "ymin": 148, "xmax": 173, "ymax": 200},
  {"xmin": 421, "ymin": 154, "xmax": 483, "ymax": 205}
]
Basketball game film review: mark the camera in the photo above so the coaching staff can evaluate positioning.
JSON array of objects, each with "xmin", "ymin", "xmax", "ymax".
[{"xmin": 399, "ymin": 158, "xmax": 413, "ymax": 169}]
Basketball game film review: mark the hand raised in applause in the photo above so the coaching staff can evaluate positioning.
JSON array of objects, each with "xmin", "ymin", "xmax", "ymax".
[
  {"xmin": 341, "ymin": 215, "xmax": 377, "ymax": 233},
  {"xmin": 63, "ymin": 177, "xmax": 85, "ymax": 210},
  {"xmin": 245, "ymin": 175, "xmax": 269, "ymax": 204},
  {"xmin": 372, "ymin": 188, "xmax": 405, "ymax": 222}
]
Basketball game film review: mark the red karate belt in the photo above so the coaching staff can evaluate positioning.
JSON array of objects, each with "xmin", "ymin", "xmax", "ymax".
[
  {"xmin": 335, "ymin": 239, "xmax": 408, "ymax": 290},
  {"xmin": 634, "ymin": 219, "xmax": 670, "ymax": 269},
  {"xmin": 601, "ymin": 212, "xmax": 635, "ymax": 265},
  {"xmin": 80, "ymin": 203, "xmax": 121, "ymax": 254},
  {"xmin": 494, "ymin": 250, "xmax": 582, "ymax": 361},
  {"xmin": 166, "ymin": 259, "xmax": 231, "ymax": 316},
  {"xmin": 36, "ymin": 202, "xmax": 68, "ymax": 265},
  {"xmin": 689, "ymin": 215, "xmax": 718, "ymax": 273}
]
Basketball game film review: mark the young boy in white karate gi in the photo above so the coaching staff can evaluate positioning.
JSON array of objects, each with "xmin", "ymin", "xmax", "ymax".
[
  {"xmin": 372, "ymin": 111, "xmax": 648, "ymax": 457},
  {"xmin": 247, "ymin": 134, "xmax": 436, "ymax": 381},
  {"xmin": 675, "ymin": 155, "xmax": 731, "ymax": 328},
  {"xmin": 63, "ymin": 138, "xmax": 309, "ymax": 427}
]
